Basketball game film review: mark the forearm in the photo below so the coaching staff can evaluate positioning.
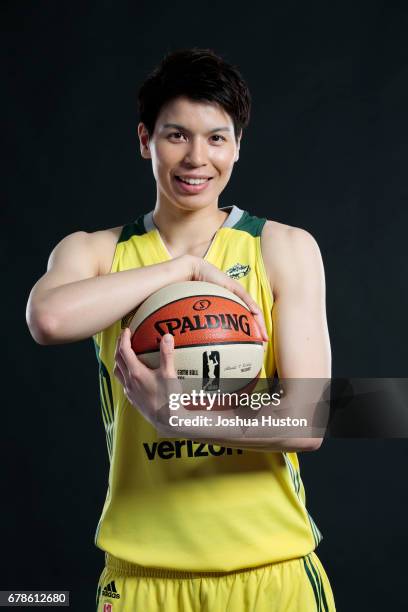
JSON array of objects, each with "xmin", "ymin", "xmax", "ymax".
[
  {"xmin": 27, "ymin": 256, "xmax": 192, "ymax": 344},
  {"xmin": 161, "ymin": 427, "xmax": 322, "ymax": 453},
  {"xmin": 155, "ymin": 382, "xmax": 328, "ymax": 452},
  {"xmin": 182, "ymin": 436, "xmax": 313, "ymax": 453}
]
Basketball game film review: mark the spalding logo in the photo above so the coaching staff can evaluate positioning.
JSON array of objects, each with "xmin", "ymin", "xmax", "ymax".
[{"xmin": 154, "ymin": 313, "xmax": 251, "ymax": 336}]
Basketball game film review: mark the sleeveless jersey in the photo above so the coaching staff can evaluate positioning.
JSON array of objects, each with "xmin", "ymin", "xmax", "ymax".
[{"xmin": 92, "ymin": 205, "xmax": 322, "ymax": 571}]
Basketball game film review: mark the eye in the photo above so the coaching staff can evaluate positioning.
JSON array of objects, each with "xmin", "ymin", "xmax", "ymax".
[
  {"xmin": 168, "ymin": 131, "xmax": 186, "ymax": 141},
  {"xmin": 211, "ymin": 134, "xmax": 226, "ymax": 143}
]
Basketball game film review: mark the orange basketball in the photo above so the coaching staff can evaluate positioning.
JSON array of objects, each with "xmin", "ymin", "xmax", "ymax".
[{"xmin": 127, "ymin": 281, "xmax": 264, "ymax": 394}]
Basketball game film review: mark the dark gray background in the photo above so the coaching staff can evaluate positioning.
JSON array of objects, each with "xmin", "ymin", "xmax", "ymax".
[{"xmin": 3, "ymin": 1, "xmax": 408, "ymax": 610}]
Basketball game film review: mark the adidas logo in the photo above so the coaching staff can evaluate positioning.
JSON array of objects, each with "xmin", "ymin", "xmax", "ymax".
[
  {"xmin": 102, "ymin": 580, "xmax": 121, "ymax": 599},
  {"xmin": 226, "ymin": 263, "xmax": 251, "ymax": 279}
]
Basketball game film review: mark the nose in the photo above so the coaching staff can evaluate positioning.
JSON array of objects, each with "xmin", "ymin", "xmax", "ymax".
[{"xmin": 184, "ymin": 136, "xmax": 208, "ymax": 167}]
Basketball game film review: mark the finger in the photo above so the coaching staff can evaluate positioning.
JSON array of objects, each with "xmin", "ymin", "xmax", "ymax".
[
  {"xmin": 115, "ymin": 333, "xmax": 128, "ymax": 371},
  {"xmin": 160, "ymin": 333, "xmax": 177, "ymax": 379},
  {"xmin": 229, "ymin": 283, "xmax": 269, "ymax": 342},
  {"xmin": 252, "ymin": 310, "xmax": 269, "ymax": 343},
  {"xmin": 229, "ymin": 280, "xmax": 259, "ymax": 312},
  {"xmin": 114, "ymin": 333, "xmax": 131, "ymax": 387},
  {"xmin": 113, "ymin": 359, "xmax": 127, "ymax": 387},
  {"xmin": 115, "ymin": 350, "xmax": 130, "ymax": 380},
  {"xmin": 119, "ymin": 327, "xmax": 149, "ymax": 380}
]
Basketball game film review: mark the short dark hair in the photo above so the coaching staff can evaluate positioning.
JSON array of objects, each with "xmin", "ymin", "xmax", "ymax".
[{"xmin": 137, "ymin": 48, "xmax": 251, "ymax": 142}]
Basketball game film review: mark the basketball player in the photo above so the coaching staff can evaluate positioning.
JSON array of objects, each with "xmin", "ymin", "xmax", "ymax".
[{"xmin": 26, "ymin": 48, "xmax": 335, "ymax": 611}]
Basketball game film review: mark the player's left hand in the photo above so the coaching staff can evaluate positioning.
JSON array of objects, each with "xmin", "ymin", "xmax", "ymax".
[{"xmin": 113, "ymin": 328, "xmax": 182, "ymax": 427}]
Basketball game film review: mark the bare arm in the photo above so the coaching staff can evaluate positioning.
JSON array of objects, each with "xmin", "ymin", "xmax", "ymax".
[
  {"xmin": 26, "ymin": 230, "xmax": 267, "ymax": 345},
  {"xmin": 26, "ymin": 230, "xmax": 193, "ymax": 345},
  {"xmin": 270, "ymin": 226, "xmax": 331, "ymax": 380},
  {"xmin": 264, "ymin": 223, "xmax": 331, "ymax": 451}
]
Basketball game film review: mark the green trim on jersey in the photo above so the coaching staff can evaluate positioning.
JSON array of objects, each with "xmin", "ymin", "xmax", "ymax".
[
  {"xmin": 232, "ymin": 210, "xmax": 267, "ymax": 237},
  {"xmin": 303, "ymin": 554, "xmax": 330, "ymax": 612},
  {"xmin": 117, "ymin": 207, "xmax": 267, "ymax": 243},
  {"xmin": 94, "ymin": 338, "xmax": 114, "ymax": 460},
  {"xmin": 284, "ymin": 453, "xmax": 323, "ymax": 547},
  {"xmin": 117, "ymin": 216, "xmax": 146, "ymax": 243}
]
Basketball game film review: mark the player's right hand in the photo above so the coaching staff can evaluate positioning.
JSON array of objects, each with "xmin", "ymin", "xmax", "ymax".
[
  {"xmin": 188, "ymin": 256, "xmax": 269, "ymax": 343},
  {"xmin": 114, "ymin": 328, "xmax": 183, "ymax": 429}
]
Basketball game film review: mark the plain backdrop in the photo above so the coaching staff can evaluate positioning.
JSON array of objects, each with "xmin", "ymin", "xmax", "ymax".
[{"xmin": 3, "ymin": 1, "xmax": 408, "ymax": 610}]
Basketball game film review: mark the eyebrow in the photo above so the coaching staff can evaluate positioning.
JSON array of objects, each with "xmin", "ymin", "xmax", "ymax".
[{"xmin": 162, "ymin": 123, "xmax": 232, "ymax": 134}]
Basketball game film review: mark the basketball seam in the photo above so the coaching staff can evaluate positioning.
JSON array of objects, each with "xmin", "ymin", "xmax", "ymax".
[{"xmin": 136, "ymin": 340, "xmax": 263, "ymax": 356}]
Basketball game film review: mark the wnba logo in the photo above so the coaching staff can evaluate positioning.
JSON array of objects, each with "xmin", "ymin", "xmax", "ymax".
[{"xmin": 203, "ymin": 350, "xmax": 220, "ymax": 391}]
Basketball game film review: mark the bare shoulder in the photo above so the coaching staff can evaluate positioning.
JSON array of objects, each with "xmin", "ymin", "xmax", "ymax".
[
  {"xmin": 260, "ymin": 220, "xmax": 324, "ymax": 296},
  {"xmin": 87, "ymin": 226, "xmax": 123, "ymax": 275},
  {"xmin": 261, "ymin": 219, "xmax": 322, "ymax": 253},
  {"xmin": 49, "ymin": 226, "xmax": 123, "ymax": 276}
]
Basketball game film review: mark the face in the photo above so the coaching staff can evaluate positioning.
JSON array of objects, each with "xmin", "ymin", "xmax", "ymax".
[{"xmin": 138, "ymin": 96, "xmax": 241, "ymax": 212}]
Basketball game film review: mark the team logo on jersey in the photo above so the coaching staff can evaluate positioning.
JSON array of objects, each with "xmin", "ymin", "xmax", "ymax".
[
  {"xmin": 103, "ymin": 604, "xmax": 113, "ymax": 612},
  {"xmin": 225, "ymin": 263, "xmax": 251, "ymax": 279},
  {"xmin": 102, "ymin": 580, "xmax": 120, "ymax": 599}
]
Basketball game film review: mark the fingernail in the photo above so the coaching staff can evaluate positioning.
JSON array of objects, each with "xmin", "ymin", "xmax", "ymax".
[{"xmin": 163, "ymin": 334, "xmax": 173, "ymax": 344}]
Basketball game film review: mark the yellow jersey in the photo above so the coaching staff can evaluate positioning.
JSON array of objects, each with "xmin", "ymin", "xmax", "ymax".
[{"xmin": 93, "ymin": 205, "xmax": 322, "ymax": 571}]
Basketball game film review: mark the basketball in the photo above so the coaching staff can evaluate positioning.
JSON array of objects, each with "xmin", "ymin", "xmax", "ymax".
[{"xmin": 125, "ymin": 281, "xmax": 264, "ymax": 393}]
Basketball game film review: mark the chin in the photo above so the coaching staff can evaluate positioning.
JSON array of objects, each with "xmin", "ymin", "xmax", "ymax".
[
  {"xmin": 167, "ymin": 192, "xmax": 220, "ymax": 211},
  {"xmin": 174, "ymin": 200, "xmax": 216, "ymax": 212}
]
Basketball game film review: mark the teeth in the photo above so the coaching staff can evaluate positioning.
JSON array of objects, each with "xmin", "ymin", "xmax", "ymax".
[{"xmin": 178, "ymin": 177, "xmax": 209, "ymax": 185}]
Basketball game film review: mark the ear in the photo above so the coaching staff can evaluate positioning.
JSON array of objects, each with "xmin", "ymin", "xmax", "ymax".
[
  {"xmin": 138, "ymin": 122, "xmax": 151, "ymax": 159},
  {"xmin": 235, "ymin": 129, "xmax": 242, "ymax": 162}
]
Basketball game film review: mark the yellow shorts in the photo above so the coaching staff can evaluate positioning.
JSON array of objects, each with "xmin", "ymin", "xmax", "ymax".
[{"xmin": 96, "ymin": 551, "xmax": 336, "ymax": 611}]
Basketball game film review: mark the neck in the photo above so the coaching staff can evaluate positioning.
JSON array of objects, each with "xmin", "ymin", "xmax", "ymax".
[{"xmin": 152, "ymin": 201, "xmax": 229, "ymax": 258}]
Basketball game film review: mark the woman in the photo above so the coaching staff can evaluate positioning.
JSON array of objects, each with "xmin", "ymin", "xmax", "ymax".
[{"xmin": 27, "ymin": 48, "xmax": 335, "ymax": 611}]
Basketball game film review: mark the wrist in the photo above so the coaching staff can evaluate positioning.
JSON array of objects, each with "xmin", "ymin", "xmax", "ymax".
[{"xmin": 176, "ymin": 254, "xmax": 200, "ymax": 281}]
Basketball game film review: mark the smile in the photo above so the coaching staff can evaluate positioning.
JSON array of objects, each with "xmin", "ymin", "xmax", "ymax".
[
  {"xmin": 174, "ymin": 176, "xmax": 213, "ymax": 193},
  {"xmin": 176, "ymin": 176, "xmax": 212, "ymax": 184}
]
